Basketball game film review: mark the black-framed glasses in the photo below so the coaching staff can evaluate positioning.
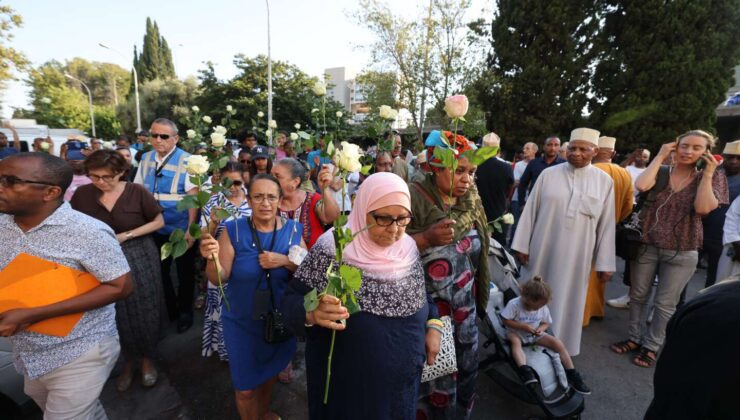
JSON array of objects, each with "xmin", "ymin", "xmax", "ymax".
[
  {"xmin": 371, "ymin": 212, "xmax": 413, "ymax": 227},
  {"xmin": 250, "ymin": 194, "xmax": 280, "ymax": 204},
  {"xmin": 231, "ymin": 180, "xmax": 244, "ymax": 187},
  {"xmin": 88, "ymin": 173, "xmax": 120, "ymax": 183},
  {"xmin": 0, "ymin": 175, "xmax": 58, "ymax": 188},
  {"xmin": 150, "ymin": 133, "xmax": 172, "ymax": 140}
]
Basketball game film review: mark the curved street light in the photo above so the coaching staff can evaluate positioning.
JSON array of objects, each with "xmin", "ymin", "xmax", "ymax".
[
  {"xmin": 64, "ymin": 73, "xmax": 96, "ymax": 137},
  {"xmin": 266, "ymin": 0, "xmax": 273, "ymax": 148},
  {"xmin": 99, "ymin": 43, "xmax": 142, "ymax": 133}
]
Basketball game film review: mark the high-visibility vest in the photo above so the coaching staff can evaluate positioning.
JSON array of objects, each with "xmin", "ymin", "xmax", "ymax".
[{"xmin": 140, "ymin": 147, "xmax": 191, "ymax": 235}]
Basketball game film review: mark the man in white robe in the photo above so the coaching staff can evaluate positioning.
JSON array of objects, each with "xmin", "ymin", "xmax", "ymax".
[{"xmin": 511, "ymin": 127, "xmax": 616, "ymax": 356}]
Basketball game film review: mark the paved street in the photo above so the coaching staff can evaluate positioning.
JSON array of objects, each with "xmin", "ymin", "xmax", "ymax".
[{"xmin": 25, "ymin": 260, "xmax": 709, "ymax": 420}]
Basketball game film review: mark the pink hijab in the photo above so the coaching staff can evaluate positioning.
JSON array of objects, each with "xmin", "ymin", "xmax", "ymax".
[{"xmin": 342, "ymin": 172, "xmax": 419, "ymax": 275}]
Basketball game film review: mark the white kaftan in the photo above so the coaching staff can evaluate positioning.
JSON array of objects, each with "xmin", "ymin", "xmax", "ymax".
[
  {"xmin": 717, "ymin": 196, "xmax": 740, "ymax": 281},
  {"xmin": 511, "ymin": 163, "xmax": 616, "ymax": 356}
]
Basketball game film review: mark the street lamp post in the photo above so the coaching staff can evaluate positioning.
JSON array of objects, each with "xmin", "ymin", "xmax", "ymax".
[
  {"xmin": 266, "ymin": 0, "xmax": 273, "ymax": 128},
  {"xmin": 99, "ymin": 43, "xmax": 142, "ymax": 133},
  {"xmin": 65, "ymin": 73, "xmax": 96, "ymax": 138}
]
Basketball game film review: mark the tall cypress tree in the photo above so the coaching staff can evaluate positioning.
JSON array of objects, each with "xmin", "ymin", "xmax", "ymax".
[
  {"xmin": 477, "ymin": 0, "xmax": 600, "ymax": 147},
  {"xmin": 134, "ymin": 17, "xmax": 176, "ymax": 82},
  {"xmin": 590, "ymin": 0, "xmax": 740, "ymax": 150}
]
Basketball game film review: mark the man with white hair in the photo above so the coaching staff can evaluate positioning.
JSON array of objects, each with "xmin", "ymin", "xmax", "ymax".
[
  {"xmin": 475, "ymin": 132, "xmax": 514, "ymax": 244},
  {"xmin": 512, "ymin": 128, "xmax": 616, "ymax": 356}
]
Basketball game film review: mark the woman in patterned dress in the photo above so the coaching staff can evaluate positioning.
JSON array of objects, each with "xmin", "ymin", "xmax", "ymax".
[
  {"xmin": 200, "ymin": 162, "xmax": 252, "ymax": 360},
  {"xmin": 406, "ymin": 131, "xmax": 490, "ymax": 420}
]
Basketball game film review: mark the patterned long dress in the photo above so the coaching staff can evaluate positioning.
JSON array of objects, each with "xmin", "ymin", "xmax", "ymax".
[
  {"xmin": 201, "ymin": 191, "xmax": 251, "ymax": 360},
  {"xmin": 417, "ymin": 228, "xmax": 482, "ymax": 420}
]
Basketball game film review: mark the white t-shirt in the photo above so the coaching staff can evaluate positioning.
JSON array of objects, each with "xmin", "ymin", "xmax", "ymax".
[
  {"xmin": 512, "ymin": 160, "xmax": 529, "ymax": 202},
  {"xmin": 626, "ymin": 165, "xmax": 646, "ymax": 196},
  {"xmin": 501, "ymin": 297, "xmax": 552, "ymax": 330}
]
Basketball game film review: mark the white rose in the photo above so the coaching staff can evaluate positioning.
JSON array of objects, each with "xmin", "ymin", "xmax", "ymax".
[
  {"xmin": 257, "ymin": 111, "xmax": 265, "ymax": 118},
  {"xmin": 102, "ymin": 141, "xmax": 114, "ymax": 150},
  {"xmin": 379, "ymin": 105, "xmax": 396, "ymax": 120},
  {"xmin": 336, "ymin": 111, "xmax": 343, "ymax": 118},
  {"xmin": 311, "ymin": 108, "xmax": 319, "ymax": 114},
  {"xmin": 191, "ymin": 105, "xmax": 200, "ymax": 112},
  {"xmin": 443, "ymin": 95, "xmax": 469, "ymax": 119},
  {"xmin": 294, "ymin": 123, "xmax": 301, "ymax": 130},
  {"xmin": 210, "ymin": 132, "xmax": 226, "ymax": 148},
  {"xmin": 202, "ymin": 115, "xmax": 212, "ymax": 124},
  {"xmin": 268, "ymin": 119, "xmax": 277, "ymax": 129},
  {"xmin": 214, "ymin": 125, "xmax": 227, "ymax": 135},
  {"xmin": 313, "ymin": 81, "xmax": 327, "ymax": 96},
  {"xmin": 335, "ymin": 141, "xmax": 363, "ymax": 173},
  {"xmin": 290, "ymin": 132, "xmax": 299, "ymax": 141},
  {"xmin": 185, "ymin": 155, "xmax": 210, "ymax": 175},
  {"xmin": 266, "ymin": 129, "xmax": 273, "ymax": 138},
  {"xmin": 186, "ymin": 129, "xmax": 196, "ymax": 139},
  {"xmin": 40, "ymin": 142, "xmax": 50, "ymax": 150},
  {"xmin": 501, "ymin": 213, "xmax": 515, "ymax": 225},
  {"xmin": 226, "ymin": 105, "xmax": 233, "ymax": 112},
  {"xmin": 40, "ymin": 97, "xmax": 52, "ymax": 104}
]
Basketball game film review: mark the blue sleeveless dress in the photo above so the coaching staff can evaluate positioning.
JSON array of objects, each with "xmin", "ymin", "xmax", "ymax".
[{"xmin": 222, "ymin": 218, "xmax": 302, "ymax": 391}]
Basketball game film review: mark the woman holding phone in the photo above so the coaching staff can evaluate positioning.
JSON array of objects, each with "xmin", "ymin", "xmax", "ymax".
[{"xmin": 611, "ymin": 130, "xmax": 729, "ymax": 368}]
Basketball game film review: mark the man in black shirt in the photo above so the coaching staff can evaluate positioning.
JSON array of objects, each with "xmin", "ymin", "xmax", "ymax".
[
  {"xmin": 517, "ymin": 136, "xmax": 565, "ymax": 205},
  {"xmin": 475, "ymin": 132, "xmax": 514, "ymax": 245}
]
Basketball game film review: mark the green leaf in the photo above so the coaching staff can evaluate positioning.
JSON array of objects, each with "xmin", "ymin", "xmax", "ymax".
[
  {"xmin": 360, "ymin": 164, "xmax": 372, "ymax": 176},
  {"xmin": 190, "ymin": 176, "xmax": 203, "ymax": 185},
  {"xmin": 297, "ymin": 130, "xmax": 312, "ymax": 140},
  {"xmin": 214, "ymin": 208, "xmax": 232, "ymax": 221},
  {"xmin": 160, "ymin": 242, "xmax": 173, "ymax": 261},
  {"xmin": 218, "ymin": 155, "xmax": 230, "ymax": 169},
  {"xmin": 303, "ymin": 288, "xmax": 319, "ymax": 312},
  {"xmin": 176, "ymin": 195, "xmax": 200, "ymax": 211},
  {"xmin": 327, "ymin": 272, "xmax": 343, "ymax": 296},
  {"xmin": 221, "ymin": 178, "xmax": 234, "ymax": 188},
  {"xmin": 340, "ymin": 264, "xmax": 362, "ymax": 292},
  {"xmin": 189, "ymin": 223, "xmax": 203, "ymax": 239},
  {"xmin": 344, "ymin": 294, "xmax": 361, "ymax": 314},
  {"xmin": 197, "ymin": 191, "xmax": 212, "ymax": 207},
  {"xmin": 172, "ymin": 239, "xmax": 188, "ymax": 259},
  {"xmin": 335, "ymin": 214, "xmax": 348, "ymax": 228},
  {"xmin": 434, "ymin": 146, "xmax": 456, "ymax": 169},
  {"xmin": 378, "ymin": 138, "xmax": 394, "ymax": 152},
  {"xmin": 462, "ymin": 146, "xmax": 500, "ymax": 166},
  {"xmin": 169, "ymin": 228, "xmax": 185, "ymax": 243}
]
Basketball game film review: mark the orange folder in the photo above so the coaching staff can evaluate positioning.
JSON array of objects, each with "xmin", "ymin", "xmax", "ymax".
[{"xmin": 0, "ymin": 253, "xmax": 100, "ymax": 337}]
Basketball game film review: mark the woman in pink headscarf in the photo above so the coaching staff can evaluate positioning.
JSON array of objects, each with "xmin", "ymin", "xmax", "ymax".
[{"xmin": 283, "ymin": 172, "xmax": 442, "ymax": 420}]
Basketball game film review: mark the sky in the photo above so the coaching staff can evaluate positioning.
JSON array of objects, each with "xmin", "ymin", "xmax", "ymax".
[{"xmin": 2, "ymin": 0, "xmax": 491, "ymax": 118}]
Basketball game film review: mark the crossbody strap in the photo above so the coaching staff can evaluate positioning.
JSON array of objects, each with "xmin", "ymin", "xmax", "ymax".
[{"xmin": 249, "ymin": 217, "xmax": 279, "ymax": 308}]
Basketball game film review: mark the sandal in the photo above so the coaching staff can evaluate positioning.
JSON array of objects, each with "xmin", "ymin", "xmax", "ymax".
[
  {"xmin": 610, "ymin": 339, "xmax": 639, "ymax": 354},
  {"xmin": 633, "ymin": 348, "xmax": 657, "ymax": 368}
]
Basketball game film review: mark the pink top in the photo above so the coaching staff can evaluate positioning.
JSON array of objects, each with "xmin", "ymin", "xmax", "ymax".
[{"xmin": 64, "ymin": 175, "xmax": 93, "ymax": 202}]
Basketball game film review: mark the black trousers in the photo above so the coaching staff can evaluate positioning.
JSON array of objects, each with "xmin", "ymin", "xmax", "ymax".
[{"xmin": 153, "ymin": 233, "xmax": 196, "ymax": 320}]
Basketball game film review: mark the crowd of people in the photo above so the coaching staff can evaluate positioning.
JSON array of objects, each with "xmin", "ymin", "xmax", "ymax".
[{"xmin": 0, "ymin": 115, "xmax": 737, "ymax": 420}]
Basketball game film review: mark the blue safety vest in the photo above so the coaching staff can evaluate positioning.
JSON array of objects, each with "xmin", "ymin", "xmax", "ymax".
[{"xmin": 140, "ymin": 147, "xmax": 191, "ymax": 235}]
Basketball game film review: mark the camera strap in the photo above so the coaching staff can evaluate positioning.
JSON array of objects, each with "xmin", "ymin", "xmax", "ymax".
[{"xmin": 249, "ymin": 217, "xmax": 279, "ymax": 309}]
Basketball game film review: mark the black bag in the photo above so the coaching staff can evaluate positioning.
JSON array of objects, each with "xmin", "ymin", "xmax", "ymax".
[
  {"xmin": 615, "ymin": 165, "xmax": 670, "ymax": 260},
  {"xmin": 248, "ymin": 217, "xmax": 293, "ymax": 344}
]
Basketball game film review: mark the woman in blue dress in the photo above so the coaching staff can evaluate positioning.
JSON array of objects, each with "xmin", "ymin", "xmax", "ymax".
[
  {"xmin": 282, "ymin": 172, "xmax": 442, "ymax": 420},
  {"xmin": 200, "ymin": 174, "xmax": 305, "ymax": 420}
]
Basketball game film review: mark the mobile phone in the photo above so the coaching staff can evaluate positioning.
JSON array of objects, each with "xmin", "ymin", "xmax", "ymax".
[{"xmin": 696, "ymin": 153, "xmax": 708, "ymax": 170}]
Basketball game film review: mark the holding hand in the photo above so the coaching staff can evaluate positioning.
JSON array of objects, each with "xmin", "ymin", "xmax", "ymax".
[
  {"xmin": 699, "ymin": 152, "xmax": 719, "ymax": 174},
  {"xmin": 0, "ymin": 308, "xmax": 32, "ymax": 337},
  {"xmin": 317, "ymin": 165, "xmax": 334, "ymax": 191},
  {"xmin": 199, "ymin": 233, "xmax": 219, "ymax": 260},
  {"xmin": 423, "ymin": 219, "xmax": 457, "ymax": 246},
  {"xmin": 307, "ymin": 294, "xmax": 349, "ymax": 331},
  {"xmin": 258, "ymin": 251, "xmax": 288, "ymax": 269},
  {"xmin": 425, "ymin": 329, "xmax": 441, "ymax": 365}
]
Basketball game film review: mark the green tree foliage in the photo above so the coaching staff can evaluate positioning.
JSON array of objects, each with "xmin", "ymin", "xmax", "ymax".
[
  {"xmin": 116, "ymin": 77, "xmax": 200, "ymax": 134},
  {"xmin": 477, "ymin": 0, "xmax": 599, "ymax": 148},
  {"xmin": 94, "ymin": 106, "xmax": 122, "ymax": 140},
  {"xmin": 590, "ymin": 0, "xmax": 740, "ymax": 151},
  {"xmin": 0, "ymin": 5, "xmax": 28, "ymax": 98},
  {"xmin": 354, "ymin": 70, "xmax": 398, "ymax": 111},
  {"xmin": 64, "ymin": 58, "xmax": 130, "ymax": 105},
  {"xmin": 194, "ymin": 55, "xmax": 346, "ymax": 141},
  {"xmin": 134, "ymin": 17, "xmax": 176, "ymax": 83}
]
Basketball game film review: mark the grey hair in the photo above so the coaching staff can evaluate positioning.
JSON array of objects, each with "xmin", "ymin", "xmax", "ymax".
[
  {"xmin": 277, "ymin": 157, "xmax": 307, "ymax": 182},
  {"xmin": 525, "ymin": 142, "xmax": 539, "ymax": 152},
  {"xmin": 151, "ymin": 118, "xmax": 179, "ymax": 135}
]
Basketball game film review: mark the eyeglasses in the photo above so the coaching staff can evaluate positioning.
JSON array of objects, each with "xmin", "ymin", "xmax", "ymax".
[
  {"xmin": 150, "ymin": 133, "xmax": 173, "ymax": 140},
  {"xmin": 230, "ymin": 180, "xmax": 243, "ymax": 187},
  {"xmin": 250, "ymin": 194, "xmax": 280, "ymax": 204},
  {"xmin": 0, "ymin": 175, "xmax": 58, "ymax": 188},
  {"xmin": 88, "ymin": 173, "xmax": 120, "ymax": 182},
  {"xmin": 239, "ymin": 159, "xmax": 252, "ymax": 165},
  {"xmin": 371, "ymin": 212, "xmax": 413, "ymax": 227}
]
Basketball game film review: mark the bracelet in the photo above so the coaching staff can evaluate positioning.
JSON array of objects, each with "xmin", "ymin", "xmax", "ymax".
[
  {"xmin": 426, "ymin": 324, "xmax": 444, "ymax": 334},
  {"xmin": 426, "ymin": 318, "xmax": 444, "ymax": 328}
]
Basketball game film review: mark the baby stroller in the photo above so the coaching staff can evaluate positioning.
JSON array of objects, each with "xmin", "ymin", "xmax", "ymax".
[{"xmin": 478, "ymin": 239, "xmax": 585, "ymax": 419}]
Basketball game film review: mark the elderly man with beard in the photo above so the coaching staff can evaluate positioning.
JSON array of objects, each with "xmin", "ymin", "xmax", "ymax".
[{"xmin": 512, "ymin": 128, "xmax": 616, "ymax": 356}]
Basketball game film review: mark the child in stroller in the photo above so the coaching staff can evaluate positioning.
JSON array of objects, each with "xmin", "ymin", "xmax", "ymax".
[{"xmin": 501, "ymin": 276, "xmax": 591, "ymax": 395}]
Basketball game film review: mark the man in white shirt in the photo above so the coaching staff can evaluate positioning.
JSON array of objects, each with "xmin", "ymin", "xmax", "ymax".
[{"xmin": 623, "ymin": 148, "xmax": 651, "ymax": 196}]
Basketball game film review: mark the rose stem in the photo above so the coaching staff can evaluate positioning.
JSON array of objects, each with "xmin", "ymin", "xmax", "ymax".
[{"xmin": 323, "ymin": 329, "xmax": 336, "ymax": 404}]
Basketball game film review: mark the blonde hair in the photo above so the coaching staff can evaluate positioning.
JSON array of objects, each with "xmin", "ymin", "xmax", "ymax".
[
  {"xmin": 520, "ymin": 276, "xmax": 551, "ymax": 303},
  {"xmin": 677, "ymin": 129, "xmax": 716, "ymax": 151}
]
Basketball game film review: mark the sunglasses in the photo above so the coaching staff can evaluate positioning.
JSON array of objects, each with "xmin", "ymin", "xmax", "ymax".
[
  {"xmin": 231, "ymin": 180, "xmax": 243, "ymax": 187},
  {"xmin": 0, "ymin": 175, "xmax": 58, "ymax": 188},
  {"xmin": 150, "ymin": 133, "xmax": 173, "ymax": 140}
]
